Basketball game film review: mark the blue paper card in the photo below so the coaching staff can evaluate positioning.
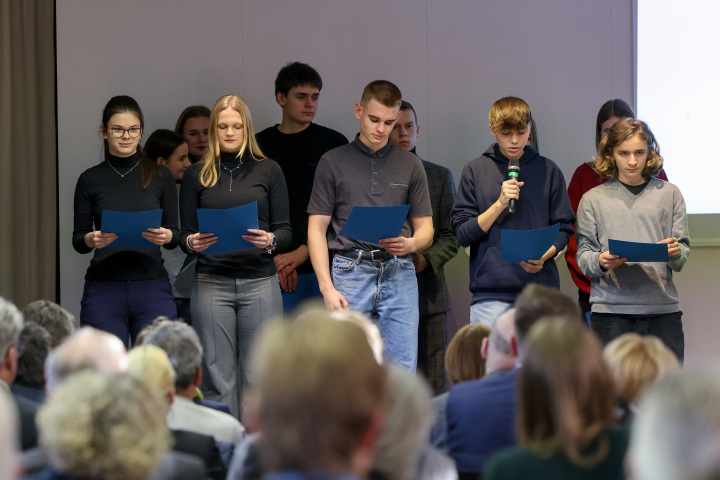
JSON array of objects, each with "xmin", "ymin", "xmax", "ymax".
[
  {"xmin": 197, "ymin": 202, "xmax": 259, "ymax": 254},
  {"xmin": 608, "ymin": 239, "xmax": 669, "ymax": 262},
  {"xmin": 101, "ymin": 209, "xmax": 162, "ymax": 247},
  {"xmin": 501, "ymin": 224, "xmax": 560, "ymax": 263},
  {"xmin": 339, "ymin": 205, "xmax": 411, "ymax": 244}
]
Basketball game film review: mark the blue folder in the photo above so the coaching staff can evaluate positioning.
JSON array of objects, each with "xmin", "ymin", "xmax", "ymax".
[
  {"xmin": 101, "ymin": 209, "xmax": 162, "ymax": 247},
  {"xmin": 501, "ymin": 224, "xmax": 560, "ymax": 263},
  {"xmin": 338, "ymin": 205, "xmax": 411, "ymax": 244},
  {"xmin": 608, "ymin": 239, "xmax": 669, "ymax": 262},
  {"xmin": 196, "ymin": 202, "xmax": 259, "ymax": 254}
]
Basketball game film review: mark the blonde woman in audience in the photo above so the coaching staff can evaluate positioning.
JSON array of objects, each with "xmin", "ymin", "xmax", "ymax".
[
  {"xmin": 37, "ymin": 371, "xmax": 170, "ymax": 480},
  {"xmin": 484, "ymin": 318, "xmax": 627, "ymax": 480},
  {"xmin": 371, "ymin": 363, "xmax": 457, "ymax": 480},
  {"xmin": 603, "ymin": 333, "xmax": 680, "ymax": 426}
]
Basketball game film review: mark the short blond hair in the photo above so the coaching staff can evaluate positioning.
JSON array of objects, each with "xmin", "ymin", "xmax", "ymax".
[
  {"xmin": 38, "ymin": 371, "xmax": 170, "ymax": 480},
  {"xmin": 489, "ymin": 96, "xmax": 532, "ymax": 132},
  {"xmin": 127, "ymin": 345, "xmax": 176, "ymax": 398},
  {"xmin": 360, "ymin": 80, "xmax": 402, "ymax": 108},
  {"xmin": 252, "ymin": 313, "xmax": 386, "ymax": 471},
  {"xmin": 604, "ymin": 333, "xmax": 680, "ymax": 404}
]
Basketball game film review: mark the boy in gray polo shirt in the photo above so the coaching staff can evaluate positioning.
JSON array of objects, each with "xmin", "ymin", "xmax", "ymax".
[{"xmin": 307, "ymin": 80, "xmax": 433, "ymax": 371}]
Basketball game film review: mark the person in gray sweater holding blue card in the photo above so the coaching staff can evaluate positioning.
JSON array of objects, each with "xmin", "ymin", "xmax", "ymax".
[{"xmin": 577, "ymin": 119, "xmax": 689, "ymax": 361}]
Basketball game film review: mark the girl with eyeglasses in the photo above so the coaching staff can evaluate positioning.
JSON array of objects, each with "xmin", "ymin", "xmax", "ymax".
[{"xmin": 72, "ymin": 95, "xmax": 179, "ymax": 347}]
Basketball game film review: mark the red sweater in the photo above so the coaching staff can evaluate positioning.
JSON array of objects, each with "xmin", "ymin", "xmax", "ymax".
[{"xmin": 566, "ymin": 162, "xmax": 668, "ymax": 294}]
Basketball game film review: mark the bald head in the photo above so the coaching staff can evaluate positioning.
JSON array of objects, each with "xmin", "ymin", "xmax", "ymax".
[
  {"xmin": 484, "ymin": 308, "xmax": 517, "ymax": 373},
  {"xmin": 45, "ymin": 327, "xmax": 127, "ymax": 392}
]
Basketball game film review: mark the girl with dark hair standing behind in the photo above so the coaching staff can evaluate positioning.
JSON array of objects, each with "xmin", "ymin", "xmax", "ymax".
[
  {"xmin": 485, "ymin": 318, "xmax": 628, "ymax": 480},
  {"xmin": 180, "ymin": 94, "xmax": 291, "ymax": 418},
  {"xmin": 72, "ymin": 95, "xmax": 179, "ymax": 347},
  {"xmin": 175, "ymin": 105, "xmax": 210, "ymax": 164},
  {"xmin": 566, "ymin": 99, "xmax": 668, "ymax": 316},
  {"xmin": 144, "ymin": 129, "xmax": 194, "ymax": 324}
]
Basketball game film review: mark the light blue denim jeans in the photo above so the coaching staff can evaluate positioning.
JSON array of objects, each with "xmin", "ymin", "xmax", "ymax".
[
  {"xmin": 332, "ymin": 254, "xmax": 419, "ymax": 371},
  {"xmin": 470, "ymin": 300, "xmax": 512, "ymax": 328}
]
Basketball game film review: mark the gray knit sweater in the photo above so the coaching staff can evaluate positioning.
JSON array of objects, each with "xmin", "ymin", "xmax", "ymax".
[{"xmin": 576, "ymin": 177, "xmax": 689, "ymax": 315}]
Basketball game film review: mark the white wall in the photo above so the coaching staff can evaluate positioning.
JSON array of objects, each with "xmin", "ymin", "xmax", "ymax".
[{"xmin": 56, "ymin": 0, "xmax": 719, "ymax": 364}]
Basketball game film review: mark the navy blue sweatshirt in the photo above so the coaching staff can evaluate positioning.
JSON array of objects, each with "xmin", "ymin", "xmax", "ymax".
[{"xmin": 451, "ymin": 145, "xmax": 575, "ymax": 304}]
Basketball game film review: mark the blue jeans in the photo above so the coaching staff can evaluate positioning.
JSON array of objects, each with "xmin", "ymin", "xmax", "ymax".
[
  {"xmin": 332, "ymin": 254, "xmax": 418, "ymax": 371},
  {"xmin": 80, "ymin": 278, "xmax": 176, "ymax": 348},
  {"xmin": 591, "ymin": 311, "xmax": 684, "ymax": 362},
  {"xmin": 192, "ymin": 273, "xmax": 282, "ymax": 418},
  {"xmin": 470, "ymin": 300, "xmax": 512, "ymax": 328}
]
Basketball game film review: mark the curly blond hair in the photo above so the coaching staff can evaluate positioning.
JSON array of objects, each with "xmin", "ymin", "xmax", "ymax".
[
  {"xmin": 594, "ymin": 118, "xmax": 663, "ymax": 180},
  {"xmin": 38, "ymin": 371, "xmax": 170, "ymax": 480}
]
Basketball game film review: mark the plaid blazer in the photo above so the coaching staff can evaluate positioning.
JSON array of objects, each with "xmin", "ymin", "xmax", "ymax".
[{"xmin": 417, "ymin": 160, "xmax": 461, "ymax": 315}]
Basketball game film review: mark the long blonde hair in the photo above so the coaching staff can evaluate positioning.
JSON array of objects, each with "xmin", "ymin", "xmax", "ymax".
[{"xmin": 199, "ymin": 94, "xmax": 266, "ymax": 187}]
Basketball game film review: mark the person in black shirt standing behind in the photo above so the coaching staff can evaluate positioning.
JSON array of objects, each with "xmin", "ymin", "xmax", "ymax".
[
  {"xmin": 256, "ymin": 62, "xmax": 348, "ymax": 295},
  {"xmin": 72, "ymin": 95, "xmax": 179, "ymax": 347},
  {"xmin": 180, "ymin": 94, "xmax": 291, "ymax": 418}
]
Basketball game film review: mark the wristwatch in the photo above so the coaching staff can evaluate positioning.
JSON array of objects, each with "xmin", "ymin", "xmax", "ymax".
[{"xmin": 266, "ymin": 232, "xmax": 277, "ymax": 254}]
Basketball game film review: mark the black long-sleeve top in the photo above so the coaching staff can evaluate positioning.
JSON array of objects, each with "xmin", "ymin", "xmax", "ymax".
[
  {"xmin": 179, "ymin": 150, "xmax": 292, "ymax": 279},
  {"xmin": 72, "ymin": 152, "xmax": 180, "ymax": 281}
]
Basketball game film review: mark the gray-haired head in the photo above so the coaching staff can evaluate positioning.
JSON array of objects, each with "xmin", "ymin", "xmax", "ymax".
[
  {"xmin": 22, "ymin": 300, "xmax": 74, "ymax": 348},
  {"xmin": 44, "ymin": 327, "xmax": 127, "ymax": 392},
  {"xmin": 0, "ymin": 297, "xmax": 23, "ymax": 361},
  {"xmin": 143, "ymin": 321, "xmax": 202, "ymax": 390},
  {"xmin": 631, "ymin": 371, "xmax": 720, "ymax": 480}
]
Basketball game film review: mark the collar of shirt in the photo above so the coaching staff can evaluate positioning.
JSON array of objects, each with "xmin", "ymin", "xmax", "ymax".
[{"xmin": 351, "ymin": 134, "xmax": 394, "ymax": 158}]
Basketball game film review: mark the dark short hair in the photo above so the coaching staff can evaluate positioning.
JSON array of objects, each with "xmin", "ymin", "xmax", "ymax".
[
  {"xmin": 16, "ymin": 322, "xmax": 51, "ymax": 384},
  {"xmin": 514, "ymin": 284, "xmax": 580, "ymax": 345},
  {"xmin": 275, "ymin": 62, "xmax": 323, "ymax": 97},
  {"xmin": 399, "ymin": 100, "xmax": 417, "ymax": 123},
  {"xmin": 361, "ymin": 80, "xmax": 402, "ymax": 108}
]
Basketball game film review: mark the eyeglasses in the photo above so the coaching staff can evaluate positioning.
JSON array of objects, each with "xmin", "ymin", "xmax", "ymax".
[{"xmin": 109, "ymin": 127, "xmax": 142, "ymax": 138}]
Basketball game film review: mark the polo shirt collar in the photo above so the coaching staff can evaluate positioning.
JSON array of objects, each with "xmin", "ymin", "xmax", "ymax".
[{"xmin": 352, "ymin": 134, "xmax": 394, "ymax": 158}]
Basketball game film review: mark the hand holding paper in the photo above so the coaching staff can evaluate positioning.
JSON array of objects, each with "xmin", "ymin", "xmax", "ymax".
[
  {"xmin": 100, "ymin": 209, "xmax": 162, "ymax": 247},
  {"xmin": 338, "ymin": 205, "xmax": 411, "ymax": 245},
  {"xmin": 608, "ymin": 239, "xmax": 669, "ymax": 263},
  {"xmin": 501, "ymin": 224, "xmax": 560, "ymax": 264}
]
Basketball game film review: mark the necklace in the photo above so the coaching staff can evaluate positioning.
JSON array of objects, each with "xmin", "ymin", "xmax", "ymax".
[
  {"xmin": 106, "ymin": 158, "xmax": 140, "ymax": 178},
  {"xmin": 221, "ymin": 160, "xmax": 242, "ymax": 191}
]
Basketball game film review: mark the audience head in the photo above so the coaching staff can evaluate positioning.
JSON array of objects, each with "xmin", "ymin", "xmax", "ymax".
[
  {"xmin": 445, "ymin": 323, "xmax": 491, "ymax": 386},
  {"xmin": 518, "ymin": 318, "xmax": 615, "ymax": 467},
  {"xmin": 513, "ymin": 284, "xmax": 580, "ymax": 353},
  {"xmin": 38, "ymin": 371, "xmax": 170, "ymax": 480},
  {"xmin": 389, "ymin": 100, "xmax": 420, "ymax": 152},
  {"xmin": 372, "ymin": 363, "xmax": 434, "ymax": 480},
  {"xmin": 484, "ymin": 308, "xmax": 518, "ymax": 372},
  {"xmin": 126, "ymin": 345, "xmax": 176, "ymax": 411},
  {"xmin": 252, "ymin": 313, "xmax": 386, "ymax": 476},
  {"xmin": 144, "ymin": 129, "xmax": 190, "ymax": 182},
  {"xmin": 360, "ymin": 80, "xmax": 402, "ymax": 108},
  {"xmin": 595, "ymin": 118, "xmax": 663, "ymax": 181},
  {"xmin": 143, "ymin": 320, "xmax": 202, "ymax": 392},
  {"xmin": 200, "ymin": 94, "xmax": 265, "ymax": 187},
  {"xmin": 0, "ymin": 389, "xmax": 19, "ymax": 480},
  {"xmin": 604, "ymin": 333, "xmax": 680, "ymax": 406},
  {"xmin": 595, "ymin": 98, "xmax": 635, "ymax": 149},
  {"xmin": 326, "ymin": 309, "xmax": 384, "ymax": 365},
  {"xmin": 45, "ymin": 327, "xmax": 127, "ymax": 392},
  {"xmin": 15, "ymin": 322, "xmax": 51, "ymax": 386},
  {"xmin": 22, "ymin": 300, "xmax": 74, "ymax": 348},
  {"xmin": 0, "ymin": 297, "xmax": 23, "ymax": 385},
  {"xmin": 275, "ymin": 61, "xmax": 323, "ymax": 97},
  {"xmin": 631, "ymin": 372, "xmax": 720, "ymax": 480},
  {"xmin": 174, "ymin": 105, "xmax": 210, "ymax": 160},
  {"xmin": 134, "ymin": 315, "xmax": 174, "ymax": 346}
]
